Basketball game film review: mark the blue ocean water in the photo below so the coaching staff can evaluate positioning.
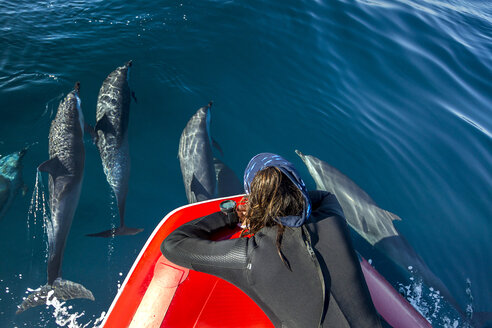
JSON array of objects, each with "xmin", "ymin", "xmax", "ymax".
[{"xmin": 0, "ymin": 0, "xmax": 490, "ymax": 327}]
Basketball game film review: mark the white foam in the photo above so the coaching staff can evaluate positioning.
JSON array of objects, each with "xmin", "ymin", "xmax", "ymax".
[
  {"xmin": 42, "ymin": 292, "xmax": 106, "ymax": 328},
  {"xmin": 397, "ymin": 275, "xmax": 473, "ymax": 327}
]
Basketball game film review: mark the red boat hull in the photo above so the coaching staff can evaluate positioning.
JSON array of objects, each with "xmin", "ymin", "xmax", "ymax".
[{"xmin": 102, "ymin": 196, "xmax": 431, "ymax": 328}]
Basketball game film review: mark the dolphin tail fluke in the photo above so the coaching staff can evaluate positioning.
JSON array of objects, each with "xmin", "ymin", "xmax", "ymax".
[
  {"xmin": 86, "ymin": 225, "xmax": 143, "ymax": 238},
  {"xmin": 16, "ymin": 278, "xmax": 94, "ymax": 314}
]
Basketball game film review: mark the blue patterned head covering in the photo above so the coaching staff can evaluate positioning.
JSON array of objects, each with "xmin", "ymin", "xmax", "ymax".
[{"xmin": 243, "ymin": 153, "xmax": 311, "ymax": 227}]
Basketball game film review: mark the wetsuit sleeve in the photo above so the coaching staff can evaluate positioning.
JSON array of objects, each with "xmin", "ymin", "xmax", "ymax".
[
  {"xmin": 308, "ymin": 190, "xmax": 345, "ymax": 218},
  {"xmin": 311, "ymin": 192, "xmax": 382, "ymax": 327},
  {"xmin": 161, "ymin": 211, "xmax": 249, "ymax": 276}
]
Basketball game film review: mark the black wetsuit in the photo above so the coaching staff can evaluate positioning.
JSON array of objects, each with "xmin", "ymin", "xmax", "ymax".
[{"xmin": 161, "ymin": 191, "xmax": 382, "ymax": 328}]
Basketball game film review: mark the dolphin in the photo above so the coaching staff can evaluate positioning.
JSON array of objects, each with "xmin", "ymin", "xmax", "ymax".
[
  {"xmin": 178, "ymin": 102, "xmax": 217, "ymax": 203},
  {"xmin": 179, "ymin": 103, "xmax": 242, "ymax": 203},
  {"xmin": 213, "ymin": 157, "xmax": 244, "ymax": 198},
  {"xmin": 296, "ymin": 150, "xmax": 401, "ymax": 244},
  {"xmin": 0, "ymin": 147, "xmax": 28, "ymax": 220},
  {"xmin": 295, "ymin": 150, "xmax": 467, "ymax": 319},
  {"xmin": 87, "ymin": 61, "xmax": 143, "ymax": 238},
  {"xmin": 17, "ymin": 83, "xmax": 94, "ymax": 314}
]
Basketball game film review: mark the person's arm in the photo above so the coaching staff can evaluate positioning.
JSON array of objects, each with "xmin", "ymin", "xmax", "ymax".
[
  {"xmin": 161, "ymin": 211, "xmax": 249, "ymax": 275},
  {"xmin": 308, "ymin": 190, "xmax": 345, "ymax": 218},
  {"xmin": 311, "ymin": 191, "xmax": 382, "ymax": 327}
]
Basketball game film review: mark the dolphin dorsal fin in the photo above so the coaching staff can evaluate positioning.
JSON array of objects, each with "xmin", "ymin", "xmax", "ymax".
[
  {"xmin": 384, "ymin": 209, "xmax": 402, "ymax": 221},
  {"xmin": 38, "ymin": 157, "xmax": 70, "ymax": 180},
  {"xmin": 95, "ymin": 114, "xmax": 116, "ymax": 137},
  {"xmin": 369, "ymin": 204, "xmax": 402, "ymax": 223}
]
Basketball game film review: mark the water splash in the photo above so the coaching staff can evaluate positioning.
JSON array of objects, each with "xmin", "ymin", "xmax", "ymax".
[
  {"xmin": 465, "ymin": 278, "xmax": 474, "ymax": 321},
  {"xmin": 43, "ymin": 290, "xmax": 106, "ymax": 328},
  {"xmin": 397, "ymin": 269, "xmax": 474, "ymax": 327},
  {"xmin": 116, "ymin": 272, "xmax": 123, "ymax": 290},
  {"xmin": 107, "ymin": 231, "xmax": 115, "ymax": 258},
  {"xmin": 105, "ymin": 195, "xmax": 118, "ymax": 258},
  {"xmin": 17, "ymin": 288, "xmax": 104, "ymax": 328},
  {"xmin": 27, "ymin": 170, "xmax": 49, "ymax": 240}
]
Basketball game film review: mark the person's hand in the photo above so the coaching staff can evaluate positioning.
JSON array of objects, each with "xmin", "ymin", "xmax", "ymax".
[{"xmin": 236, "ymin": 197, "xmax": 248, "ymax": 227}]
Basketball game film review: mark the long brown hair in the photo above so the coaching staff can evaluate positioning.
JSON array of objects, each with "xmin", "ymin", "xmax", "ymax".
[{"xmin": 240, "ymin": 167, "xmax": 305, "ymax": 269}]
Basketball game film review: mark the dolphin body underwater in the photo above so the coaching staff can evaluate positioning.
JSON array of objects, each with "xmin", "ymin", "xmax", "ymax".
[
  {"xmin": 17, "ymin": 83, "xmax": 94, "ymax": 314},
  {"xmin": 295, "ymin": 150, "xmax": 472, "ymax": 322},
  {"xmin": 0, "ymin": 147, "xmax": 28, "ymax": 220},
  {"xmin": 213, "ymin": 157, "xmax": 243, "ymax": 198},
  {"xmin": 88, "ymin": 61, "xmax": 143, "ymax": 237},
  {"xmin": 178, "ymin": 103, "xmax": 242, "ymax": 203}
]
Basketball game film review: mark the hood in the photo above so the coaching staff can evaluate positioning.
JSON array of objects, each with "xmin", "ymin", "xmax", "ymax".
[{"xmin": 243, "ymin": 153, "xmax": 311, "ymax": 227}]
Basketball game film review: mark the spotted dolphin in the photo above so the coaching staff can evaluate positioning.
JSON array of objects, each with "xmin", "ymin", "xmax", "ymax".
[
  {"xmin": 295, "ymin": 150, "xmax": 466, "ymax": 319},
  {"xmin": 17, "ymin": 83, "xmax": 94, "ymax": 314},
  {"xmin": 0, "ymin": 147, "xmax": 27, "ymax": 220},
  {"xmin": 88, "ymin": 61, "xmax": 142, "ymax": 237},
  {"xmin": 178, "ymin": 102, "xmax": 217, "ymax": 203}
]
